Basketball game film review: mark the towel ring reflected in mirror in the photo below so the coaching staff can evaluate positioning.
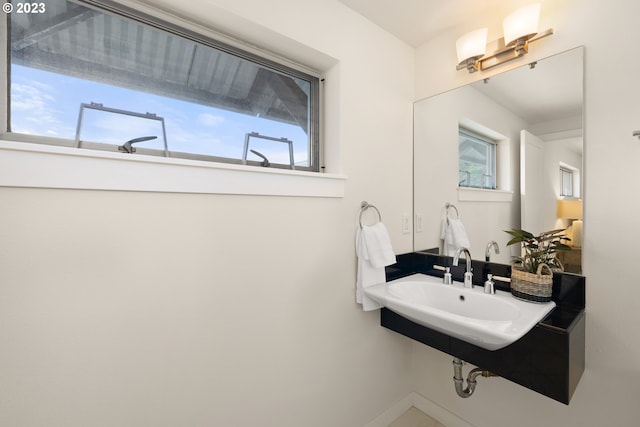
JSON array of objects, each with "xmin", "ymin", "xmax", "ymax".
[
  {"xmin": 359, "ymin": 201, "xmax": 382, "ymax": 228},
  {"xmin": 445, "ymin": 202, "xmax": 460, "ymax": 219}
]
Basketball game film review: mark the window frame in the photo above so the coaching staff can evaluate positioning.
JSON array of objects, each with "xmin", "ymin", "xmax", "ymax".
[
  {"xmin": 458, "ymin": 128, "xmax": 497, "ymax": 190},
  {"xmin": 4, "ymin": 0, "xmax": 322, "ymax": 173},
  {"xmin": 560, "ymin": 165, "xmax": 575, "ymax": 197}
]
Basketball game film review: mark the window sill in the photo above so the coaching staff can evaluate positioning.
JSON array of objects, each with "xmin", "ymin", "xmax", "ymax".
[
  {"xmin": 457, "ymin": 187, "xmax": 513, "ymax": 202},
  {"xmin": 0, "ymin": 140, "xmax": 346, "ymax": 197}
]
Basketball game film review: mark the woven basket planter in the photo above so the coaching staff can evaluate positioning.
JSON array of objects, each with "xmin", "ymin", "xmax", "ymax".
[{"xmin": 511, "ymin": 263, "xmax": 554, "ymax": 303}]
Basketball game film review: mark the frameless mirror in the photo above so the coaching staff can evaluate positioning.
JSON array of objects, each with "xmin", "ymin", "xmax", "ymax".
[{"xmin": 413, "ymin": 47, "xmax": 583, "ymax": 271}]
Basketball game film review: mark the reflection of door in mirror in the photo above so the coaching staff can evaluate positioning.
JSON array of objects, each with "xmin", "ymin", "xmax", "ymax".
[
  {"xmin": 520, "ymin": 128, "xmax": 583, "ymax": 274},
  {"xmin": 521, "ymin": 130, "xmax": 583, "ymax": 235},
  {"xmin": 413, "ymin": 47, "xmax": 583, "ymax": 269},
  {"xmin": 521, "ymin": 130, "xmax": 549, "ymax": 235}
]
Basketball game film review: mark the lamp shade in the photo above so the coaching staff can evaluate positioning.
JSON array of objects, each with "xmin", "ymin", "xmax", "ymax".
[
  {"xmin": 557, "ymin": 199, "xmax": 583, "ymax": 220},
  {"xmin": 456, "ymin": 28, "xmax": 488, "ymax": 64},
  {"xmin": 503, "ymin": 3, "xmax": 540, "ymax": 46}
]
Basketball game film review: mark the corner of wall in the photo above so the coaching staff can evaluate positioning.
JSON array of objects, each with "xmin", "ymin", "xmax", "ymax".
[{"xmin": 364, "ymin": 391, "xmax": 475, "ymax": 427}]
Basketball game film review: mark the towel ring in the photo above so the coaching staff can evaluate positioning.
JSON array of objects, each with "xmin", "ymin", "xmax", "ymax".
[
  {"xmin": 359, "ymin": 201, "xmax": 382, "ymax": 228},
  {"xmin": 445, "ymin": 202, "xmax": 459, "ymax": 219}
]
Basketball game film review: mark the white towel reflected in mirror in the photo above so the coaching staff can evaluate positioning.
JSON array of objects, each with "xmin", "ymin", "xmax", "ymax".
[{"xmin": 441, "ymin": 218, "xmax": 470, "ymax": 257}]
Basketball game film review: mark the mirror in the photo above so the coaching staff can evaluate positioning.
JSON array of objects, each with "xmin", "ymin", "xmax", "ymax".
[{"xmin": 413, "ymin": 47, "xmax": 583, "ymax": 271}]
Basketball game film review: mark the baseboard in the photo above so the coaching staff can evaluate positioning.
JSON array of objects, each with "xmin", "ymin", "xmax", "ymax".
[
  {"xmin": 411, "ymin": 392, "xmax": 475, "ymax": 427},
  {"xmin": 364, "ymin": 393, "xmax": 415, "ymax": 427},
  {"xmin": 364, "ymin": 392, "xmax": 476, "ymax": 427}
]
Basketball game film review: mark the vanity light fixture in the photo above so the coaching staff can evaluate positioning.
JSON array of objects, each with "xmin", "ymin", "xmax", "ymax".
[
  {"xmin": 456, "ymin": 3, "xmax": 553, "ymax": 73},
  {"xmin": 456, "ymin": 28, "xmax": 488, "ymax": 73}
]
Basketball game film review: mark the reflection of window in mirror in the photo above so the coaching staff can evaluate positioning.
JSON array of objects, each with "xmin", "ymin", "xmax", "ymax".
[
  {"xmin": 560, "ymin": 166, "xmax": 574, "ymax": 196},
  {"xmin": 458, "ymin": 128, "xmax": 497, "ymax": 189},
  {"xmin": 559, "ymin": 162, "xmax": 580, "ymax": 198}
]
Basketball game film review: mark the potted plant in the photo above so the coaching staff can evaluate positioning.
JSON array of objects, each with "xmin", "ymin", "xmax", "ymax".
[{"xmin": 504, "ymin": 229, "xmax": 572, "ymax": 303}]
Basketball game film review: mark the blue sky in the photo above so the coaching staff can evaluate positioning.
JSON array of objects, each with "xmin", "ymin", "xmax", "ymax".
[{"xmin": 11, "ymin": 65, "xmax": 309, "ymax": 166}]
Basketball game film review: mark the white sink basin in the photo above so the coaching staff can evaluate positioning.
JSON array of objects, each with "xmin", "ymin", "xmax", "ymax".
[{"xmin": 364, "ymin": 273, "xmax": 555, "ymax": 350}]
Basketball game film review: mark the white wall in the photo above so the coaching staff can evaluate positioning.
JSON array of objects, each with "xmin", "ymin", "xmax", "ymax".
[
  {"xmin": 0, "ymin": 1, "xmax": 416, "ymax": 426},
  {"xmin": 412, "ymin": 0, "xmax": 640, "ymax": 425}
]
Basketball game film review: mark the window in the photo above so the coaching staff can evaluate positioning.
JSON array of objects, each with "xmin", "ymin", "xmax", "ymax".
[
  {"xmin": 560, "ymin": 166, "xmax": 574, "ymax": 197},
  {"xmin": 7, "ymin": 0, "xmax": 320, "ymax": 171},
  {"xmin": 458, "ymin": 128, "xmax": 496, "ymax": 189}
]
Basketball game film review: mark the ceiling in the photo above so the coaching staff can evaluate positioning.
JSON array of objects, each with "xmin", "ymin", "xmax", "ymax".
[{"xmin": 338, "ymin": 0, "xmax": 513, "ymax": 47}]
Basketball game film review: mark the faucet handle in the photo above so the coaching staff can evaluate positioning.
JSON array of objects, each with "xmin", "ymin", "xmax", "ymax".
[
  {"xmin": 444, "ymin": 267, "xmax": 452, "ymax": 285},
  {"xmin": 484, "ymin": 274, "xmax": 495, "ymax": 294}
]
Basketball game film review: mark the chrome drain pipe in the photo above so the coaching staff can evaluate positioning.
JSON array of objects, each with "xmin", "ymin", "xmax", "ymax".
[{"xmin": 452, "ymin": 358, "xmax": 497, "ymax": 398}]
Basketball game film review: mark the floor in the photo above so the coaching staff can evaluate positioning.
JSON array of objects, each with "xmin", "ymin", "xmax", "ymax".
[{"xmin": 388, "ymin": 407, "xmax": 446, "ymax": 427}]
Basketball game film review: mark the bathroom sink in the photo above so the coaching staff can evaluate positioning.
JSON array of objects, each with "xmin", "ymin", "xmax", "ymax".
[{"xmin": 364, "ymin": 273, "xmax": 555, "ymax": 350}]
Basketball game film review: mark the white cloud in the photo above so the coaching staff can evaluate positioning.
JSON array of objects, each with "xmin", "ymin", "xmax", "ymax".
[
  {"xmin": 10, "ymin": 82, "xmax": 72, "ymax": 136},
  {"xmin": 197, "ymin": 113, "xmax": 225, "ymax": 127},
  {"xmin": 11, "ymin": 82, "xmax": 55, "ymax": 111}
]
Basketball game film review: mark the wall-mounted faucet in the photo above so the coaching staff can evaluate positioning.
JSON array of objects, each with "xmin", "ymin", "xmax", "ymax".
[
  {"xmin": 453, "ymin": 247, "xmax": 473, "ymax": 288},
  {"xmin": 485, "ymin": 240, "xmax": 500, "ymax": 262}
]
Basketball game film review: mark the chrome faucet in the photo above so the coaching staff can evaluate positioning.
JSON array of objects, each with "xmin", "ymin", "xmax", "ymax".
[
  {"xmin": 485, "ymin": 240, "xmax": 500, "ymax": 262},
  {"xmin": 453, "ymin": 247, "xmax": 474, "ymax": 288}
]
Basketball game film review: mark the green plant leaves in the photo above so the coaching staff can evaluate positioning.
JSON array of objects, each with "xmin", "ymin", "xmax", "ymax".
[{"xmin": 504, "ymin": 228, "xmax": 572, "ymax": 274}]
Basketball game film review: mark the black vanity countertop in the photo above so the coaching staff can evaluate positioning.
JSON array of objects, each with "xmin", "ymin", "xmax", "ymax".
[{"xmin": 540, "ymin": 305, "xmax": 584, "ymax": 332}]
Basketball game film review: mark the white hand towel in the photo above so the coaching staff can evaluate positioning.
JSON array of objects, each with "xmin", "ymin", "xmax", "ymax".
[
  {"xmin": 355, "ymin": 224, "xmax": 396, "ymax": 311},
  {"xmin": 440, "ymin": 218, "xmax": 471, "ymax": 257},
  {"xmin": 361, "ymin": 223, "xmax": 396, "ymax": 268}
]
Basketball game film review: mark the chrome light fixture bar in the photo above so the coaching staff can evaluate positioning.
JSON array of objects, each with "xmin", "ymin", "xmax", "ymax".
[{"xmin": 456, "ymin": 3, "xmax": 553, "ymax": 73}]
